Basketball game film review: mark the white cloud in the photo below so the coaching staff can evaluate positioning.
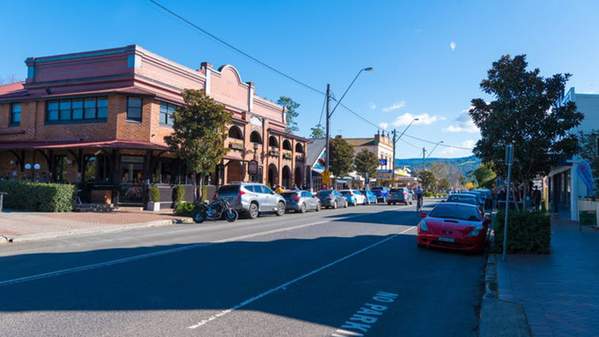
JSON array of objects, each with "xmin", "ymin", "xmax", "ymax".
[
  {"xmin": 382, "ymin": 101, "xmax": 407, "ymax": 112},
  {"xmin": 438, "ymin": 140, "xmax": 476, "ymax": 157},
  {"xmin": 462, "ymin": 139, "xmax": 476, "ymax": 148},
  {"xmin": 392, "ymin": 112, "xmax": 445, "ymax": 127},
  {"xmin": 444, "ymin": 109, "xmax": 479, "ymax": 134},
  {"xmin": 378, "ymin": 122, "xmax": 389, "ymax": 130},
  {"xmin": 369, "ymin": 102, "xmax": 377, "ymax": 110},
  {"xmin": 449, "ymin": 41, "xmax": 457, "ymax": 51}
]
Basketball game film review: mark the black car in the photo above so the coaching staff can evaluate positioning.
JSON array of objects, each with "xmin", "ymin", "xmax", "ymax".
[{"xmin": 317, "ymin": 190, "xmax": 348, "ymax": 209}]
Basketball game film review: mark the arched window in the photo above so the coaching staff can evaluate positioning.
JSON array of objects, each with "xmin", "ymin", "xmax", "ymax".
[
  {"xmin": 268, "ymin": 135, "xmax": 279, "ymax": 147},
  {"xmin": 228, "ymin": 125, "xmax": 243, "ymax": 140},
  {"xmin": 295, "ymin": 143, "xmax": 304, "ymax": 153},
  {"xmin": 250, "ymin": 131, "xmax": 262, "ymax": 144},
  {"xmin": 282, "ymin": 139, "xmax": 292, "ymax": 150}
]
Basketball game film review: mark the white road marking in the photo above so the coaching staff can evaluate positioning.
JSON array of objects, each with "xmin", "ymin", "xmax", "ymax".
[
  {"xmin": 0, "ymin": 209, "xmax": 402, "ymax": 287},
  {"xmin": 331, "ymin": 291, "xmax": 399, "ymax": 336},
  {"xmin": 187, "ymin": 226, "xmax": 415, "ymax": 329}
]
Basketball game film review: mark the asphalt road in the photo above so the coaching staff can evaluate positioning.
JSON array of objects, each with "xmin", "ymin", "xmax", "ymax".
[{"xmin": 0, "ymin": 201, "xmax": 485, "ymax": 337}]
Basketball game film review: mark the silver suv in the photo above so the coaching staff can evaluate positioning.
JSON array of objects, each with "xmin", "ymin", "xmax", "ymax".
[{"xmin": 215, "ymin": 183, "xmax": 286, "ymax": 219}]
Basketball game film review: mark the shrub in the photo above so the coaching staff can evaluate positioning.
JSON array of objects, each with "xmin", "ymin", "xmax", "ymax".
[
  {"xmin": 149, "ymin": 184, "xmax": 160, "ymax": 203},
  {"xmin": 174, "ymin": 201, "xmax": 195, "ymax": 216},
  {"xmin": 579, "ymin": 211, "xmax": 596, "ymax": 226},
  {"xmin": 175, "ymin": 184, "xmax": 186, "ymax": 204},
  {"xmin": 493, "ymin": 210, "xmax": 551, "ymax": 254},
  {"xmin": 424, "ymin": 191, "xmax": 434, "ymax": 197},
  {"xmin": 0, "ymin": 180, "xmax": 75, "ymax": 212}
]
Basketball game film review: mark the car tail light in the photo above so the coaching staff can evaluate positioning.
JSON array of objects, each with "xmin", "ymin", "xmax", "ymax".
[
  {"xmin": 293, "ymin": 194, "xmax": 300, "ymax": 202},
  {"xmin": 420, "ymin": 212, "xmax": 427, "ymax": 218},
  {"xmin": 238, "ymin": 190, "xmax": 245, "ymax": 202}
]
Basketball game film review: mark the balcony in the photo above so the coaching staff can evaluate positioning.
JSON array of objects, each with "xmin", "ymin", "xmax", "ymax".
[
  {"xmin": 282, "ymin": 152, "xmax": 293, "ymax": 160},
  {"xmin": 228, "ymin": 139, "xmax": 244, "ymax": 151}
]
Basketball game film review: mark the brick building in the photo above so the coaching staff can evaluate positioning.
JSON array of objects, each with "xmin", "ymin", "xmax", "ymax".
[{"xmin": 0, "ymin": 45, "xmax": 308, "ymax": 205}]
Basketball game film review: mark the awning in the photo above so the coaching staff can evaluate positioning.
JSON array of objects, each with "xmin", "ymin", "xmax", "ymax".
[{"xmin": 0, "ymin": 139, "xmax": 169, "ymax": 151}]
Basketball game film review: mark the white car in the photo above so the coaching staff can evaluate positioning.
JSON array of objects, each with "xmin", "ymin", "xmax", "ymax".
[{"xmin": 340, "ymin": 189, "xmax": 366, "ymax": 206}]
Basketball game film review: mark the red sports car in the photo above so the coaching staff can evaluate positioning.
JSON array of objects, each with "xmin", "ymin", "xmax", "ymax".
[{"xmin": 416, "ymin": 202, "xmax": 489, "ymax": 253}]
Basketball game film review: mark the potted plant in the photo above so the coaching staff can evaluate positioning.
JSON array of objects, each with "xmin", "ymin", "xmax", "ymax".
[{"xmin": 147, "ymin": 184, "xmax": 161, "ymax": 212}]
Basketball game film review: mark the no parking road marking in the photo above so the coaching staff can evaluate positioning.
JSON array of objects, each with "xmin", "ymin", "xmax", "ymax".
[{"xmin": 331, "ymin": 291, "xmax": 399, "ymax": 337}]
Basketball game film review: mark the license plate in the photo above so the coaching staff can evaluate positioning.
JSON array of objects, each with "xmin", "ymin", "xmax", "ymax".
[{"xmin": 438, "ymin": 237, "xmax": 455, "ymax": 243}]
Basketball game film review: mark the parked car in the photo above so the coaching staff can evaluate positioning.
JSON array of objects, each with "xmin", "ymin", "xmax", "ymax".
[
  {"xmin": 387, "ymin": 187, "xmax": 412, "ymax": 205},
  {"xmin": 361, "ymin": 189, "xmax": 378, "ymax": 205},
  {"xmin": 446, "ymin": 193, "xmax": 479, "ymax": 207},
  {"xmin": 340, "ymin": 189, "xmax": 366, "ymax": 206},
  {"xmin": 417, "ymin": 202, "xmax": 489, "ymax": 253},
  {"xmin": 371, "ymin": 186, "xmax": 389, "ymax": 203},
  {"xmin": 281, "ymin": 190, "xmax": 321, "ymax": 213},
  {"xmin": 215, "ymin": 183, "xmax": 286, "ymax": 219},
  {"xmin": 317, "ymin": 190, "xmax": 348, "ymax": 209}
]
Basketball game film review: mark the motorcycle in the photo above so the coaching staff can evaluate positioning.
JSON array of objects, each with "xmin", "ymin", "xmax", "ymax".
[{"xmin": 192, "ymin": 198, "xmax": 238, "ymax": 224}]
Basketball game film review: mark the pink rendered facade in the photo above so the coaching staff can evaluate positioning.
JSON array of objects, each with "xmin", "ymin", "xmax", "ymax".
[{"xmin": 0, "ymin": 45, "xmax": 308, "ymax": 205}]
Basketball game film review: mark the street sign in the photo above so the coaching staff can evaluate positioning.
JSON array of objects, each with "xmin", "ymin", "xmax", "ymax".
[
  {"xmin": 322, "ymin": 170, "xmax": 331, "ymax": 186},
  {"xmin": 379, "ymin": 159, "xmax": 387, "ymax": 166}
]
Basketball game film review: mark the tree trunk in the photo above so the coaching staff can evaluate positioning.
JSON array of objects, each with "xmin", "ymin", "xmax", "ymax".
[
  {"xmin": 199, "ymin": 173, "xmax": 204, "ymax": 202},
  {"xmin": 192, "ymin": 173, "xmax": 198, "ymax": 202},
  {"xmin": 521, "ymin": 181, "xmax": 528, "ymax": 212}
]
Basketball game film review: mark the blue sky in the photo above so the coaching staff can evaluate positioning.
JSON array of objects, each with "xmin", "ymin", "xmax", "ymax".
[{"xmin": 2, "ymin": 0, "xmax": 599, "ymax": 158}]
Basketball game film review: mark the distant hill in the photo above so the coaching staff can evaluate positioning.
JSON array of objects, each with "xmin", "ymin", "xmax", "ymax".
[{"xmin": 395, "ymin": 155, "xmax": 481, "ymax": 176}]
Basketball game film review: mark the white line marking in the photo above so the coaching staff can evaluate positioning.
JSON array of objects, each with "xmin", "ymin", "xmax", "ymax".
[
  {"xmin": 0, "ymin": 209, "xmax": 396, "ymax": 287},
  {"xmin": 187, "ymin": 226, "xmax": 415, "ymax": 329}
]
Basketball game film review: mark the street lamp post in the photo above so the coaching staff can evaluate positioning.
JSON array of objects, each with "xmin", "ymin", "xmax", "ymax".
[
  {"xmin": 391, "ymin": 118, "xmax": 419, "ymax": 185},
  {"xmin": 324, "ymin": 67, "xmax": 373, "ymax": 184}
]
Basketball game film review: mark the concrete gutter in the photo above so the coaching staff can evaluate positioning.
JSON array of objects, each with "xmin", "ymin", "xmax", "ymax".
[
  {"xmin": 478, "ymin": 253, "xmax": 532, "ymax": 337},
  {"xmin": 4, "ymin": 218, "xmax": 194, "ymax": 244}
]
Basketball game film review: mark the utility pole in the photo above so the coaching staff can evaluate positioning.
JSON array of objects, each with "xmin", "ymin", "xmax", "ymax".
[
  {"xmin": 391, "ymin": 129, "xmax": 397, "ymax": 184},
  {"xmin": 502, "ymin": 143, "xmax": 514, "ymax": 261},
  {"xmin": 325, "ymin": 84, "xmax": 331, "ymax": 172},
  {"xmin": 390, "ymin": 118, "xmax": 419, "ymax": 187},
  {"xmin": 422, "ymin": 147, "xmax": 426, "ymax": 160}
]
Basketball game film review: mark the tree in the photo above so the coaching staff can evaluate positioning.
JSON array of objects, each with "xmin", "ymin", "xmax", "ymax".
[
  {"xmin": 329, "ymin": 136, "xmax": 354, "ymax": 177},
  {"xmin": 310, "ymin": 123, "xmax": 325, "ymax": 138},
  {"xmin": 472, "ymin": 162, "xmax": 497, "ymax": 189},
  {"xmin": 166, "ymin": 89, "xmax": 231, "ymax": 201},
  {"xmin": 437, "ymin": 178, "xmax": 450, "ymax": 193},
  {"xmin": 354, "ymin": 149, "xmax": 379, "ymax": 181},
  {"xmin": 417, "ymin": 170, "xmax": 436, "ymax": 192},
  {"xmin": 277, "ymin": 96, "xmax": 300, "ymax": 133},
  {"xmin": 464, "ymin": 181, "xmax": 477, "ymax": 190},
  {"xmin": 470, "ymin": 54, "xmax": 583, "ymax": 208}
]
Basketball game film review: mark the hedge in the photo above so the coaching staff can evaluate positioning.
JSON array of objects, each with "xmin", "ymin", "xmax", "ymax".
[
  {"xmin": 493, "ymin": 210, "xmax": 551, "ymax": 254},
  {"xmin": 174, "ymin": 201, "xmax": 195, "ymax": 216},
  {"xmin": 0, "ymin": 180, "xmax": 75, "ymax": 212}
]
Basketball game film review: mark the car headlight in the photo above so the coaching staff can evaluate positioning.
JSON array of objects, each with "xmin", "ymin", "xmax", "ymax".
[
  {"xmin": 468, "ymin": 227, "xmax": 481, "ymax": 237},
  {"xmin": 418, "ymin": 220, "xmax": 428, "ymax": 232}
]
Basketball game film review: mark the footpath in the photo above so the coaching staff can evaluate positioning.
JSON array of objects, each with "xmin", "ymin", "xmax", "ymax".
[
  {"xmin": 480, "ymin": 215, "xmax": 599, "ymax": 337},
  {"xmin": 0, "ymin": 209, "xmax": 188, "ymax": 243}
]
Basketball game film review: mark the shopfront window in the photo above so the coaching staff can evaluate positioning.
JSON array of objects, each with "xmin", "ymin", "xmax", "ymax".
[{"xmin": 84, "ymin": 154, "xmax": 112, "ymax": 184}]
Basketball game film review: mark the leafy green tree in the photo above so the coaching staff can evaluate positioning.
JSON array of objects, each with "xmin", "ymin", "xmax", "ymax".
[
  {"xmin": 472, "ymin": 162, "xmax": 497, "ymax": 188},
  {"xmin": 417, "ymin": 170, "xmax": 436, "ymax": 192},
  {"xmin": 437, "ymin": 178, "xmax": 450, "ymax": 193},
  {"xmin": 330, "ymin": 136, "xmax": 354, "ymax": 177},
  {"xmin": 310, "ymin": 123, "xmax": 325, "ymax": 138},
  {"xmin": 166, "ymin": 89, "xmax": 231, "ymax": 201},
  {"xmin": 470, "ymin": 54, "xmax": 583, "ymax": 208},
  {"xmin": 354, "ymin": 149, "xmax": 379, "ymax": 181},
  {"xmin": 277, "ymin": 96, "xmax": 300, "ymax": 133}
]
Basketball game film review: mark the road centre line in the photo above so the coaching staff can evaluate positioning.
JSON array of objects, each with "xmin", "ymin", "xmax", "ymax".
[
  {"xmin": 0, "ymin": 210, "xmax": 409, "ymax": 287},
  {"xmin": 187, "ymin": 226, "xmax": 415, "ymax": 329}
]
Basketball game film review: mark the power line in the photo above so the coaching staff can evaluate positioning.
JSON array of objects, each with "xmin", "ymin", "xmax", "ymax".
[
  {"xmin": 150, "ymin": 0, "xmax": 474, "ymax": 152},
  {"xmin": 398, "ymin": 137, "xmax": 420, "ymax": 149},
  {"xmin": 149, "ymin": 0, "xmax": 325, "ymax": 96},
  {"xmin": 403, "ymin": 133, "xmax": 473, "ymax": 150}
]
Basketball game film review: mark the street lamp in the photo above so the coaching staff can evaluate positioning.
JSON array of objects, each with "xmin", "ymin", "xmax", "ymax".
[
  {"xmin": 391, "ymin": 118, "xmax": 419, "ymax": 185},
  {"xmin": 324, "ymin": 67, "xmax": 373, "ymax": 181},
  {"xmin": 426, "ymin": 141, "xmax": 444, "ymax": 158}
]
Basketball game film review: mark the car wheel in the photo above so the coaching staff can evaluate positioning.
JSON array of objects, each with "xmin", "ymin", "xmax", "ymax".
[
  {"xmin": 315, "ymin": 203, "xmax": 321, "ymax": 212},
  {"xmin": 299, "ymin": 203, "xmax": 306, "ymax": 213},
  {"xmin": 387, "ymin": 201, "xmax": 391, "ymax": 205},
  {"xmin": 333, "ymin": 201, "xmax": 338, "ymax": 209},
  {"xmin": 275, "ymin": 202, "xmax": 285, "ymax": 216},
  {"xmin": 248, "ymin": 202, "xmax": 259, "ymax": 219}
]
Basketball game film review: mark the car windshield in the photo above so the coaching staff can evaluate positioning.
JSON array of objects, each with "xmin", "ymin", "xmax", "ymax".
[
  {"xmin": 341, "ymin": 191, "xmax": 351, "ymax": 196},
  {"xmin": 429, "ymin": 204, "xmax": 482, "ymax": 221},
  {"xmin": 447, "ymin": 195, "xmax": 478, "ymax": 205},
  {"xmin": 371, "ymin": 187, "xmax": 383, "ymax": 191},
  {"xmin": 218, "ymin": 185, "xmax": 240, "ymax": 196},
  {"xmin": 318, "ymin": 190, "xmax": 332, "ymax": 196},
  {"xmin": 390, "ymin": 189, "xmax": 402, "ymax": 193},
  {"xmin": 281, "ymin": 192, "xmax": 297, "ymax": 198}
]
